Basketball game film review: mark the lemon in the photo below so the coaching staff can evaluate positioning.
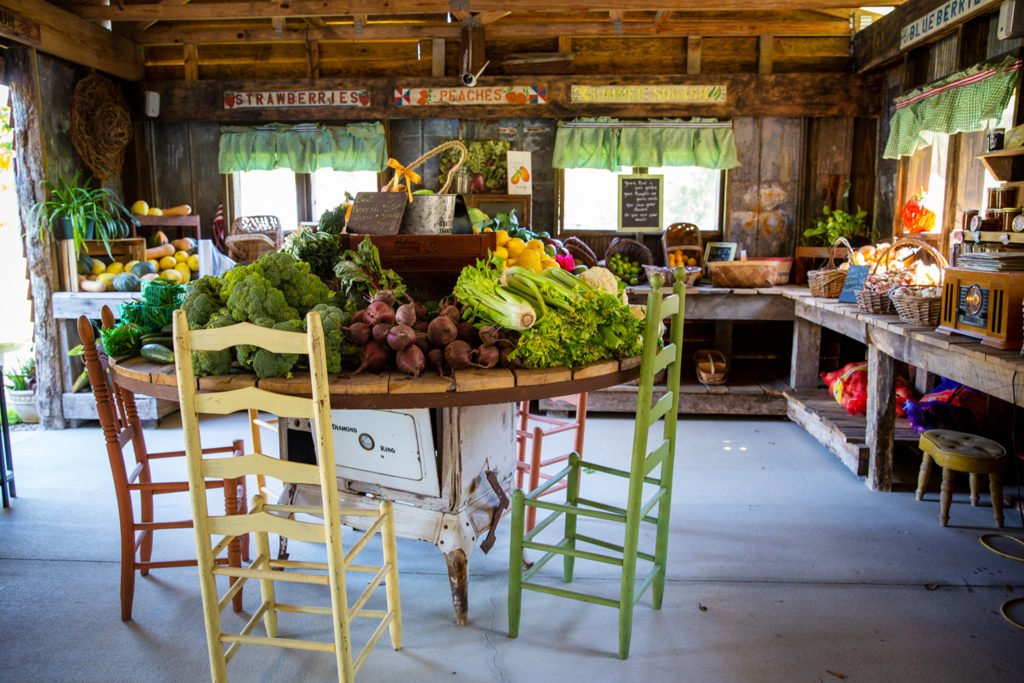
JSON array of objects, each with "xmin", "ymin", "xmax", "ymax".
[
  {"xmin": 91, "ymin": 259, "xmax": 106, "ymax": 275},
  {"xmin": 516, "ymin": 249, "xmax": 541, "ymax": 272},
  {"xmin": 494, "ymin": 246, "xmax": 509, "ymax": 260},
  {"xmin": 174, "ymin": 250, "xmax": 190, "ymax": 263},
  {"xmin": 158, "ymin": 255, "xmax": 177, "ymax": 270},
  {"xmin": 174, "ymin": 262, "xmax": 191, "ymax": 282},
  {"xmin": 526, "ymin": 239, "xmax": 545, "ymax": 252},
  {"xmin": 495, "ymin": 229, "xmax": 510, "ymax": 247},
  {"xmin": 188, "ymin": 254, "xmax": 200, "ymax": 272},
  {"xmin": 483, "ymin": 227, "xmax": 493, "ymax": 233},
  {"xmin": 159, "ymin": 269, "xmax": 183, "ymax": 284},
  {"xmin": 147, "ymin": 259, "xmax": 160, "ymax": 271},
  {"xmin": 148, "ymin": 207, "xmax": 164, "ymax": 216},
  {"xmin": 106, "ymin": 261, "xmax": 124, "ymax": 275},
  {"xmin": 506, "ymin": 237, "xmax": 526, "ymax": 258},
  {"xmin": 130, "ymin": 200, "xmax": 149, "ymax": 216},
  {"xmin": 472, "ymin": 226, "xmax": 481, "ymax": 234}
]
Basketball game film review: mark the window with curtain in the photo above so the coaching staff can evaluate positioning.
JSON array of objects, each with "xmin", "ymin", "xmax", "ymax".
[
  {"xmin": 555, "ymin": 118, "xmax": 735, "ymax": 232},
  {"xmin": 220, "ymin": 122, "xmax": 386, "ymax": 229}
]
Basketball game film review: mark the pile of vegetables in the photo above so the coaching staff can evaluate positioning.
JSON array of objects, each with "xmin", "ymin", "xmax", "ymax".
[
  {"xmin": 282, "ymin": 229, "xmax": 340, "ymax": 282},
  {"xmin": 334, "ymin": 236, "xmax": 407, "ymax": 310},
  {"xmin": 181, "ymin": 251, "xmax": 348, "ymax": 378}
]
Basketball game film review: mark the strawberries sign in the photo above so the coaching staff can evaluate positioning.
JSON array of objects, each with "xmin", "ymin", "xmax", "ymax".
[{"xmin": 223, "ymin": 89, "xmax": 371, "ymax": 109}]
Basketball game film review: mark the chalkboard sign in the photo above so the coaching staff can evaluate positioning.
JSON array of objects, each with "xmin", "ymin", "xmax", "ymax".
[
  {"xmin": 838, "ymin": 265, "xmax": 870, "ymax": 303},
  {"xmin": 346, "ymin": 192, "xmax": 407, "ymax": 235},
  {"xmin": 703, "ymin": 242, "xmax": 737, "ymax": 264},
  {"xmin": 618, "ymin": 174, "xmax": 663, "ymax": 232}
]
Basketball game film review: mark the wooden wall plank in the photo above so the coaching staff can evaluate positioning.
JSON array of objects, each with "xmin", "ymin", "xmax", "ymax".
[{"xmin": 687, "ymin": 36, "xmax": 702, "ymax": 75}]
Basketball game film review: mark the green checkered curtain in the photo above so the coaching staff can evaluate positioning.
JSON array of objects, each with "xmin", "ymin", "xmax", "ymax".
[
  {"xmin": 884, "ymin": 57, "xmax": 1021, "ymax": 160},
  {"xmin": 218, "ymin": 122, "xmax": 387, "ymax": 173},
  {"xmin": 553, "ymin": 118, "xmax": 739, "ymax": 171}
]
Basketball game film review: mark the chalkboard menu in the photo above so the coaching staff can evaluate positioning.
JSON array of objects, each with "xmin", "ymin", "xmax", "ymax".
[
  {"xmin": 838, "ymin": 265, "xmax": 870, "ymax": 303},
  {"xmin": 346, "ymin": 192, "xmax": 407, "ymax": 235},
  {"xmin": 618, "ymin": 174, "xmax": 663, "ymax": 232}
]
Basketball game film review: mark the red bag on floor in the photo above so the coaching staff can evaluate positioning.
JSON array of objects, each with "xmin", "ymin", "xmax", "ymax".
[{"xmin": 821, "ymin": 362, "xmax": 914, "ymax": 417}]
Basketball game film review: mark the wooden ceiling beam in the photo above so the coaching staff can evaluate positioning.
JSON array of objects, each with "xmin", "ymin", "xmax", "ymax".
[
  {"xmin": 134, "ymin": 18, "xmax": 852, "ymax": 45},
  {"xmin": 77, "ymin": 1, "xmax": 902, "ymax": 23}
]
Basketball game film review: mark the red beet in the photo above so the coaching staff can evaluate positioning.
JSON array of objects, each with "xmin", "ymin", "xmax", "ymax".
[
  {"xmin": 413, "ymin": 320, "xmax": 429, "ymax": 333},
  {"xmin": 499, "ymin": 346, "xmax": 523, "ymax": 369},
  {"xmin": 456, "ymin": 321, "xmax": 477, "ymax": 344},
  {"xmin": 439, "ymin": 304, "xmax": 461, "ymax": 322},
  {"xmin": 414, "ymin": 331, "xmax": 431, "ymax": 353},
  {"xmin": 372, "ymin": 322, "xmax": 393, "ymax": 344},
  {"xmin": 478, "ymin": 325, "xmax": 501, "ymax": 346},
  {"xmin": 396, "ymin": 344, "xmax": 426, "ymax": 378},
  {"xmin": 395, "ymin": 302, "xmax": 418, "ymax": 327},
  {"xmin": 413, "ymin": 302, "xmax": 427, "ymax": 320},
  {"xmin": 427, "ymin": 316, "xmax": 458, "ymax": 347},
  {"xmin": 343, "ymin": 322, "xmax": 370, "ymax": 346},
  {"xmin": 474, "ymin": 344, "xmax": 499, "ymax": 369},
  {"xmin": 364, "ymin": 301, "xmax": 395, "ymax": 327},
  {"xmin": 427, "ymin": 348, "xmax": 446, "ymax": 376},
  {"xmin": 387, "ymin": 324, "xmax": 416, "ymax": 352},
  {"xmin": 373, "ymin": 289, "xmax": 396, "ymax": 307},
  {"xmin": 349, "ymin": 342, "xmax": 391, "ymax": 375},
  {"xmin": 351, "ymin": 309, "xmax": 366, "ymax": 325},
  {"xmin": 444, "ymin": 340, "xmax": 474, "ymax": 370}
]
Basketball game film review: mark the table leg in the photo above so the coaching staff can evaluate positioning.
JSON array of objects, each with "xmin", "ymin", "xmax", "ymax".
[
  {"xmin": 0, "ymin": 367, "xmax": 14, "ymax": 507},
  {"xmin": 444, "ymin": 548, "xmax": 469, "ymax": 625},
  {"xmin": 866, "ymin": 346, "xmax": 895, "ymax": 492}
]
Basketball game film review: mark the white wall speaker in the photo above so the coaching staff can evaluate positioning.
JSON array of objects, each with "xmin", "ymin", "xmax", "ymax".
[
  {"xmin": 143, "ymin": 90, "xmax": 160, "ymax": 118},
  {"xmin": 998, "ymin": 0, "xmax": 1024, "ymax": 40}
]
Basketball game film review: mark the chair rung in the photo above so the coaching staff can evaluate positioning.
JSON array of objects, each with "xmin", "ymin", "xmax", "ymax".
[
  {"xmin": 135, "ymin": 559, "xmax": 196, "ymax": 570},
  {"xmin": 343, "ymin": 515, "xmax": 387, "ymax": 565},
  {"xmin": 224, "ymin": 603, "xmax": 270, "ymax": 664},
  {"xmin": 577, "ymin": 459, "xmax": 631, "ymax": 479},
  {"xmin": 135, "ymin": 520, "xmax": 192, "ymax": 532},
  {"xmin": 525, "ymin": 464, "xmax": 573, "ymax": 499},
  {"xmin": 263, "ymin": 503, "xmax": 323, "ymax": 516},
  {"xmin": 633, "ymin": 564, "xmax": 663, "ymax": 606},
  {"xmin": 522, "ymin": 543, "xmax": 566, "ymax": 582},
  {"xmin": 275, "ymin": 602, "xmax": 334, "ymax": 616},
  {"xmin": 575, "ymin": 497, "xmax": 627, "ymax": 520},
  {"xmin": 526, "ymin": 498, "xmax": 625, "ymax": 524},
  {"xmin": 521, "ymin": 581, "xmax": 619, "ymax": 609},
  {"xmin": 213, "ymin": 565, "xmax": 329, "ymax": 585},
  {"xmin": 220, "ymin": 633, "xmax": 335, "ymax": 653},
  {"xmin": 252, "ymin": 418, "xmax": 279, "ymax": 432},
  {"xmin": 523, "ymin": 507, "xmax": 564, "ymax": 542},
  {"xmin": 574, "ymin": 534, "xmax": 657, "ymax": 564},
  {"xmin": 640, "ymin": 487, "xmax": 667, "ymax": 518},
  {"xmin": 352, "ymin": 611, "xmax": 397, "ymax": 674},
  {"xmin": 523, "ymin": 540, "xmax": 623, "ymax": 567},
  {"xmin": 218, "ymin": 571, "xmax": 249, "ymax": 612},
  {"xmin": 348, "ymin": 564, "xmax": 390, "ymax": 619}
]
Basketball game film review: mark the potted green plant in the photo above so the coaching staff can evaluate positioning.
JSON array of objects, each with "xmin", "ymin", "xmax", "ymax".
[
  {"xmin": 4, "ymin": 356, "xmax": 38, "ymax": 424},
  {"xmin": 28, "ymin": 171, "xmax": 137, "ymax": 257},
  {"xmin": 802, "ymin": 204, "xmax": 869, "ymax": 247}
]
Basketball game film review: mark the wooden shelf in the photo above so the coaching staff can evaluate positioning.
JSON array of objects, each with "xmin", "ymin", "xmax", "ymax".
[
  {"xmin": 132, "ymin": 214, "xmax": 201, "ymax": 241},
  {"xmin": 977, "ymin": 147, "xmax": 1024, "ymax": 182},
  {"xmin": 963, "ymin": 229, "xmax": 1024, "ymax": 244}
]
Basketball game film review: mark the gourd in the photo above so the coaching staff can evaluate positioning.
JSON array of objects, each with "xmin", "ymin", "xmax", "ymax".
[
  {"xmin": 77, "ymin": 252, "xmax": 95, "ymax": 275},
  {"xmin": 147, "ymin": 230, "xmax": 170, "ymax": 248},
  {"xmin": 113, "ymin": 272, "xmax": 141, "ymax": 292},
  {"xmin": 171, "ymin": 237, "xmax": 196, "ymax": 252},
  {"xmin": 144, "ymin": 243, "xmax": 176, "ymax": 260},
  {"xmin": 162, "ymin": 205, "xmax": 192, "ymax": 217},
  {"xmin": 130, "ymin": 260, "xmax": 158, "ymax": 277}
]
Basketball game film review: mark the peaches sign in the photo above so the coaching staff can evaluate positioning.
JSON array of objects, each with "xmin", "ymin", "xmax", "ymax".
[{"xmin": 223, "ymin": 90, "xmax": 371, "ymax": 109}]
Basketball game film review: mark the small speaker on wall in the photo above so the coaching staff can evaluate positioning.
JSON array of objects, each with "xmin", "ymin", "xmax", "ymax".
[
  {"xmin": 998, "ymin": 0, "xmax": 1024, "ymax": 39},
  {"xmin": 143, "ymin": 90, "xmax": 160, "ymax": 118}
]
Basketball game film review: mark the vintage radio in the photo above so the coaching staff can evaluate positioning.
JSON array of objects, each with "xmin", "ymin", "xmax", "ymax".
[{"xmin": 938, "ymin": 268, "xmax": 1024, "ymax": 348}]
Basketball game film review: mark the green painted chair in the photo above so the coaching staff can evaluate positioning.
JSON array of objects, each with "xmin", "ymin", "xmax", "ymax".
[{"xmin": 508, "ymin": 273, "xmax": 686, "ymax": 659}]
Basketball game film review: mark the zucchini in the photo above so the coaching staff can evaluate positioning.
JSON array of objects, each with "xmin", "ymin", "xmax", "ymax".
[
  {"xmin": 140, "ymin": 343, "xmax": 175, "ymax": 365},
  {"xmin": 140, "ymin": 335, "xmax": 173, "ymax": 347}
]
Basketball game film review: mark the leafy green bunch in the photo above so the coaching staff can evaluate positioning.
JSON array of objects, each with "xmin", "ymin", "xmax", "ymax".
[
  {"xmin": 282, "ymin": 229, "xmax": 340, "ymax": 282},
  {"xmin": 802, "ymin": 205, "xmax": 868, "ymax": 247},
  {"xmin": 334, "ymin": 236, "xmax": 407, "ymax": 310}
]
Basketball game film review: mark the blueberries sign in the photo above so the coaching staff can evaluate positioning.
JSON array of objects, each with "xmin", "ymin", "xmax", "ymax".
[{"xmin": 900, "ymin": 0, "xmax": 997, "ymax": 50}]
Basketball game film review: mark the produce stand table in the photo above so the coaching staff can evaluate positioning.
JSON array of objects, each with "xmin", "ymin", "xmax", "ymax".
[{"xmin": 106, "ymin": 356, "xmax": 641, "ymax": 624}]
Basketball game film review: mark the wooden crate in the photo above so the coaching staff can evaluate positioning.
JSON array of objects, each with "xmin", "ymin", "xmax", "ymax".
[
  {"xmin": 60, "ymin": 238, "xmax": 146, "ymax": 292},
  {"xmin": 133, "ymin": 215, "xmax": 201, "ymax": 242}
]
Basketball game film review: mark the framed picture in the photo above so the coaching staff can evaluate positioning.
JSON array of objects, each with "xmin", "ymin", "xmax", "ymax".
[{"xmin": 704, "ymin": 242, "xmax": 737, "ymax": 264}]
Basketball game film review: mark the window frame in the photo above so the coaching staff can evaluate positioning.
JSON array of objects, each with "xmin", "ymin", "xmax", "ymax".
[{"xmin": 555, "ymin": 166, "xmax": 727, "ymax": 238}]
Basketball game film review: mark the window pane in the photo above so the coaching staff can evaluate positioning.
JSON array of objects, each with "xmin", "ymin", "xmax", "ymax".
[
  {"xmin": 312, "ymin": 169, "xmax": 379, "ymax": 220},
  {"xmin": 562, "ymin": 168, "xmax": 622, "ymax": 231},
  {"xmin": 236, "ymin": 169, "xmax": 298, "ymax": 230},
  {"xmin": 648, "ymin": 166, "xmax": 722, "ymax": 231}
]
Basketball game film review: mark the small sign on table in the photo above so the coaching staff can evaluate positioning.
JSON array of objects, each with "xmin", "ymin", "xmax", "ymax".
[
  {"xmin": 346, "ymin": 192, "xmax": 408, "ymax": 235},
  {"xmin": 838, "ymin": 265, "xmax": 870, "ymax": 303}
]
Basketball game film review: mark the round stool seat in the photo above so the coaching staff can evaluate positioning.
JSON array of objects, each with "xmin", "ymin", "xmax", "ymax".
[
  {"xmin": 916, "ymin": 430, "xmax": 1006, "ymax": 528},
  {"xmin": 919, "ymin": 430, "xmax": 1006, "ymax": 472}
]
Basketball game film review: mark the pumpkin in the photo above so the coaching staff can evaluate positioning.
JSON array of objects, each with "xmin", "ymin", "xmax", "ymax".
[
  {"xmin": 113, "ymin": 272, "xmax": 141, "ymax": 292},
  {"xmin": 130, "ymin": 260, "xmax": 158, "ymax": 277}
]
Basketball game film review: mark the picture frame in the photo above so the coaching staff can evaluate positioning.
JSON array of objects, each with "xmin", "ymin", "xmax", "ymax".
[{"xmin": 704, "ymin": 241, "xmax": 737, "ymax": 264}]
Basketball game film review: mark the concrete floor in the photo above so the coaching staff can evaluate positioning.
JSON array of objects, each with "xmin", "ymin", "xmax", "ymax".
[{"xmin": 2, "ymin": 413, "xmax": 1023, "ymax": 682}]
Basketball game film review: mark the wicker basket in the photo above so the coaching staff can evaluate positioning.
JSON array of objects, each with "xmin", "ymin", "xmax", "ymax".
[
  {"xmin": 563, "ymin": 236, "xmax": 598, "ymax": 268},
  {"xmin": 890, "ymin": 287, "xmax": 944, "ymax": 327},
  {"xmin": 683, "ymin": 266, "xmax": 702, "ymax": 286},
  {"xmin": 605, "ymin": 237, "xmax": 654, "ymax": 283},
  {"xmin": 807, "ymin": 237, "xmax": 852, "ymax": 298},
  {"xmin": 708, "ymin": 261, "xmax": 777, "ymax": 288},
  {"xmin": 663, "ymin": 223, "xmax": 702, "ymax": 267},
  {"xmin": 856, "ymin": 238, "xmax": 946, "ymax": 316},
  {"xmin": 695, "ymin": 349, "xmax": 728, "ymax": 385},
  {"xmin": 643, "ymin": 264, "xmax": 675, "ymax": 287}
]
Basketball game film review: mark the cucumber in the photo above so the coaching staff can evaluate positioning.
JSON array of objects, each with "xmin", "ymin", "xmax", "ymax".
[
  {"xmin": 140, "ymin": 343, "xmax": 175, "ymax": 365},
  {"xmin": 140, "ymin": 335, "xmax": 173, "ymax": 347}
]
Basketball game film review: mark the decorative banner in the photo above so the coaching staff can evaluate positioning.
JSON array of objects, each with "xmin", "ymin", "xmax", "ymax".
[
  {"xmin": 571, "ymin": 84, "xmax": 727, "ymax": 104},
  {"xmin": 393, "ymin": 85, "xmax": 548, "ymax": 107},
  {"xmin": 223, "ymin": 89, "xmax": 370, "ymax": 109},
  {"xmin": 900, "ymin": 0, "xmax": 998, "ymax": 50},
  {"xmin": 0, "ymin": 4, "xmax": 41, "ymax": 46}
]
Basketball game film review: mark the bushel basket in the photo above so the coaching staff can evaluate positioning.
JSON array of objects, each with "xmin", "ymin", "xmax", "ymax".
[
  {"xmin": 807, "ymin": 237, "xmax": 852, "ymax": 298},
  {"xmin": 856, "ymin": 238, "xmax": 946, "ymax": 317}
]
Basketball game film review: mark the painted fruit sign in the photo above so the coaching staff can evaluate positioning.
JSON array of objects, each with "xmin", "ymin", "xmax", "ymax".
[
  {"xmin": 223, "ymin": 89, "xmax": 371, "ymax": 109},
  {"xmin": 393, "ymin": 85, "xmax": 547, "ymax": 107}
]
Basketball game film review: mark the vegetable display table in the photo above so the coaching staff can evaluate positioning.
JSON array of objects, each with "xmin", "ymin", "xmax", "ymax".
[{"xmin": 107, "ymin": 356, "xmax": 640, "ymax": 624}]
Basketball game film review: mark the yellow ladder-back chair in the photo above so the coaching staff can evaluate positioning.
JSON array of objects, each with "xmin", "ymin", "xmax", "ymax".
[
  {"xmin": 508, "ymin": 272, "xmax": 686, "ymax": 659},
  {"xmin": 173, "ymin": 310, "xmax": 402, "ymax": 682}
]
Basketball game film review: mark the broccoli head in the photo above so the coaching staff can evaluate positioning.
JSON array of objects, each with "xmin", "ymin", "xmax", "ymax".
[
  {"xmin": 225, "ymin": 272, "xmax": 298, "ymax": 324},
  {"xmin": 309, "ymin": 304, "xmax": 350, "ymax": 374},
  {"xmin": 190, "ymin": 306, "xmax": 235, "ymax": 376},
  {"xmin": 181, "ymin": 276, "xmax": 225, "ymax": 328},
  {"xmin": 254, "ymin": 252, "xmax": 334, "ymax": 315},
  {"xmin": 250, "ymin": 319, "xmax": 305, "ymax": 378}
]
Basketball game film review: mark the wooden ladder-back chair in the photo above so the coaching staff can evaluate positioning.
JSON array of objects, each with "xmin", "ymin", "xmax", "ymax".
[
  {"xmin": 516, "ymin": 393, "xmax": 588, "ymax": 532},
  {"xmin": 173, "ymin": 310, "xmax": 402, "ymax": 682},
  {"xmin": 508, "ymin": 273, "xmax": 686, "ymax": 659},
  {"xmin": 77, "ymin": 307, "xmax": 248, "ymax": 622}
]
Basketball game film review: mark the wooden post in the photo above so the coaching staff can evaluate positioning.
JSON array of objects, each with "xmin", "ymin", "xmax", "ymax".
[
  {"xmin": 790, "ymin": 318, "xmax": 821, "ymax": 390},
  {"xmin": 8, "ymin": 47, "xmax": 65, "ymax": 429},
  {"xmin": 759, "ymin": 35, "xmax": 774, "ymax": 74},
  {"xmin": 687, "ymin": 36, "xmax": 702, "ymax": 75},
  {"xmin": 866, "ymin": 345, "xmax": 895, "ymax": 492},
  {"xmin": 183, "ymin": 43, "xmax": 199, "ymax": 81},
  {"xmin": 431, "ymin": 38, "xmax": 446, "ymax": 77}
]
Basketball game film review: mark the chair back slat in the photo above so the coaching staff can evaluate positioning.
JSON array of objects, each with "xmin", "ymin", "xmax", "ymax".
[
  {"xmin": 644, "ymin": 439, "xmax": 671, "ymax": 476},
  {"xmin": 207, "ymin": 511, "xmax": 326, "ymax": 546},
  {"xmin": 189, "ymin": 322, "xmax": 309, "ymax": 354},
  {"xmin": 203, "ymin": 453, "xmax": 322, "ymax": 487},
  {"xmin": 647, "ymin": 393, "xmax": 674, "ymax": 427},
  {"xmin": 194, "ymin": 387, "xmax": 313, "ymax": 419},
  {"xmin": 659, "ymin": 294, "xmax": 680, "ymax": 318},
  {"xmin": 651, "ymin": 344, "xmax": 676, "ymax": 376}
]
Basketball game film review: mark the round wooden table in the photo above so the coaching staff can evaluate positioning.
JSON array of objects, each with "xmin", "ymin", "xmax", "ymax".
[{"xmin": 108, "ymin": 356, "xmax": 641, "ymax": 624}]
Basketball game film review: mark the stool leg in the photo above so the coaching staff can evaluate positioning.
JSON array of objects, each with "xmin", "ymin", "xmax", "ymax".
[
  {"xmin": 969, "ymin": 474, "xmax": 979, "ymax": 506},
  {"xmin": 939, "ymin": 468, "xmax": 954, "ymax": 527},
  {"xmin": 990, "ymin": 473, "xmax": 1004, "ymax": 529},
  {"xmin": 525, "ymin": 426, "xmax": 543, "ymax": 532},
  {"xmin": 916, "ymin": 454, "xmax": 932, "ymax": 501}
]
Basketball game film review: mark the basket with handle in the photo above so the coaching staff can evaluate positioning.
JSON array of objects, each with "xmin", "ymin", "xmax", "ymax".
[
  {"xmin": 605, "ymin": 237, "xmax": 654, "ymax": 283},
  {"xmin": 884, "ymin": 240, "xmax": 948, "ymax": 326},
  {"xmin": 695, "ymin": 349, "xmax": 728, "ymax": 385},
  {"xmin": 385, "ymin": 139, "xmax": 468, "ymax": 196},
  {"xmin": 563, "ymin": 236, "xmax": 598, "ymax": 268},
  {"xmin": 856, "ymin": 238, "xmax": 945, "ymax": 316},
  {"xmin": 386, "ymin": 140, "xmax": 470, "ymax": 235},
  {"xmin": 807, "ymin": 237, "xmax": 853, "ymax": 298}
]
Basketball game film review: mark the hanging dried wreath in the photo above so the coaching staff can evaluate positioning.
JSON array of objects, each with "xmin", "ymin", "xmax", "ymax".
[{"xmin": 70, "ymin": 73, "xmax": 133, "ymax": 180}]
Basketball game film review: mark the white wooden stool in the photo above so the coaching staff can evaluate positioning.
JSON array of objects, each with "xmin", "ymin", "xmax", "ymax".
[{"xmin": 917, "ymin": 429, "xmax": 1006, "ymax": 528}]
